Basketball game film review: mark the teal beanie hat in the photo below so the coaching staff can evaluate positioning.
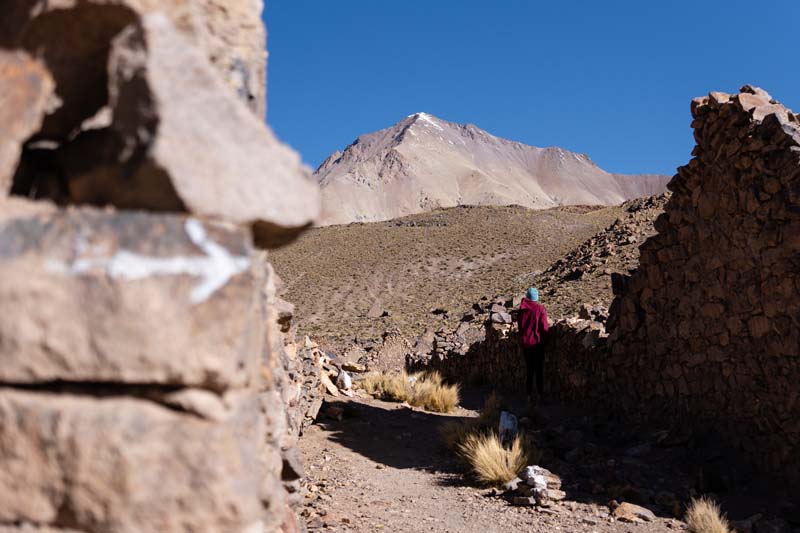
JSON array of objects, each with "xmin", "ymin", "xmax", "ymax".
[{"xmin": 527, "ymin": 287, "xmax": 539, "ymax": 301}]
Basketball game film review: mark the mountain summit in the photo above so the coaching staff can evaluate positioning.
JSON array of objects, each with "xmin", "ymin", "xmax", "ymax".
[{"xmin": 315, "ymin": 113, "xmax": 669, "ymax": 225}]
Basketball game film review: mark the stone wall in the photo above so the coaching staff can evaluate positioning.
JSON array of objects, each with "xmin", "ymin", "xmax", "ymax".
[
  {"xmin": 0, "ymin": 2, "xmax": 316, "ymax": 247},
  {"xmin": 0, "ymin": 3, "xmax": 320, "ymax": 532},
  {"xmin": 409, "ymin": 298, "xmax": 609, "ymax": 400},
  {"xmin": 407, "ymin": 296, "xmax": 522, "ymax": 391},
  {"xmin": 415, "ymin": 86, "xmax": 800, "ymax": 490},
  {"xmin": 600, "ymin": 86, "xmax": 800, "ymax": 485}
]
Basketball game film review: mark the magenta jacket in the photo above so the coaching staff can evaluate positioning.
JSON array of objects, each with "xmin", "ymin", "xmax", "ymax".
[{"xmin": 517, "ymin": 298, "xmax": 549, "ymax": 348}]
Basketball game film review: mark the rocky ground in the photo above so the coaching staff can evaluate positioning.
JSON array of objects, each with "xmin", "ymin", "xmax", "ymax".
[
  {"xmin": 299, "ymin": 390, "xmax": 694, "ymax": 532},
  {"xmin": 530, "ymin": 193, "xmax": 670, "ymax": 320},
  {"xmin": 271, "ymin": 204, "xmax": 626, "ymax": 353}
]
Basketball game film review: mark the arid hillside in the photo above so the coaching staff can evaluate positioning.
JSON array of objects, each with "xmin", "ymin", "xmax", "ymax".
[
  {"xmin": 315, "ymin": 112, "xmax": 669, "ymax": 225},
  {"xmin": 271, "ymin": 203, "xmax": 630, "ymax": 351}
]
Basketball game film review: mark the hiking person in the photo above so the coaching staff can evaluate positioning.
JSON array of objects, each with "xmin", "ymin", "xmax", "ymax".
[{"xmin": 517, "ymin": 287, "xmax": 549, "ymax": 404}]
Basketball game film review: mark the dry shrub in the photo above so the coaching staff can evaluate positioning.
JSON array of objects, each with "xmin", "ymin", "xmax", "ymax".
[
  {"xmin": 457, "ymin": 432, "xmax": 528, "ymax": 486},
  {"xmin": 685, "ymin": 497, "xmax": 730, "ymax": 533},
  {"xmin": 360, "ymin": 370, "xmax": 410, "ymax": 402},
  {"xmin": 412, "ymin": 373, "xmax": 460, "ymax": 413},
  {"xmin": 440, "ymin": 393, "xmax": 540, "ymax": 485},
  {"xmin": 359, "ymin": 371, "xmax": 459, "ymax": 413}
]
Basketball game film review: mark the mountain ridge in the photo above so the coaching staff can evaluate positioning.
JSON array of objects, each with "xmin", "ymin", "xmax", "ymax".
[{"xmin": 314, "ymin": 113, "xmax": 670, "ymax": 225}]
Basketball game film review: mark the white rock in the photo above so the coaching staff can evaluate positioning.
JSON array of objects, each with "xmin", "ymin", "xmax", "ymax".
[{"xmin": 336, "ymin": 369, "xmax": 352, "ymax": 390}]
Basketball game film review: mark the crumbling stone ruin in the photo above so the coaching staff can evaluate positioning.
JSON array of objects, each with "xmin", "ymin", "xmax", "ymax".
[
  {"xmin": 0, "ymin": 1, "xmax": 321, "ymax": 531},
  {"xmin": 601, "ymin": 86, "xmax": 800, "ymax": 486},
  {"xmin": 413, "ymin": 86, "xmax": 800, "ymax": 490}
]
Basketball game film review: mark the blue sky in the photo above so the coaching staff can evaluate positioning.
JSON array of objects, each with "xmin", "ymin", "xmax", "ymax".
[{"xmin": 263, "ymin": 1, "xmax": 798, "ymax": 176}]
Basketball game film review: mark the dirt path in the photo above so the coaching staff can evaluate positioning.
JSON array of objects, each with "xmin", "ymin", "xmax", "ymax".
[{"xmin": 298, "ymin": 391, "xmax": 688, "ymax": 532}]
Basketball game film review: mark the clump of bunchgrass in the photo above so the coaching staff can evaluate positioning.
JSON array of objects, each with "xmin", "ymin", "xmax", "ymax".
[
  {"xmin": 685, "ymin": 497, "xmax": 731, "ymax": 533},
  {"xmin": 360, "ymin": 370, "xmax": 411, "ymax": 402},
  {"xmin": 440, "ymin": 393, "xmax": 540, "ymax": 486},
  {"xmin": 457, "ymin": 432, "xmax": 528, "ymax": 486},
  {"xmin": 359, "ymin": 370, "xmax": 459, "ymax": 413},
  {"xmin": 412, "ymin": 372, "xmax": 460, "ymax": 413}
]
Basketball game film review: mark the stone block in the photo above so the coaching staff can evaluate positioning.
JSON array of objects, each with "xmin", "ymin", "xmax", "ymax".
[
  {"xmin": 0, "ymin": 51, "xmax": 55, "ymax": 193},
  {"xmin": 0, "ymin": 205, "xmax": 265, "ymax": 390},
  {"xmin": 0, "ymin": 387, "xmax": 273, "ymax": 533}
]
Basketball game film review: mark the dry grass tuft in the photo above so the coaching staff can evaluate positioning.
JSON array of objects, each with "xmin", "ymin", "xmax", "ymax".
[
  {"xmin": 440, "ymin": 393, "xmax": 540, "ymax": 486},
  {"xmin": 685, "ymin": 497, "xmax": 731, "ymax": 533},
  {"xmin": 361, "ymin": 370, "xmax": 411, "ymax": 402},
  {"xmin": 457, "ymin": 432, "xmax": 528, "ymax": 486},
  {"xmin": 359, "ymin": 371, "xmax": 459, "ymax": 413},
  {"xmin": 413, "ymin": 375, "xmax": 460, "ymax": 413}
]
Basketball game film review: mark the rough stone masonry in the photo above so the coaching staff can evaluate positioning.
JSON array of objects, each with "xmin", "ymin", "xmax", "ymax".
[
  {"xmin": 0, "ymin": 1, "xmax": 321, "ymax": 532},
  {"xmin": 602, "ymin": 86, "xmax": 800, "ymax": 486},
  {"xmin": 414, "ymin": 86, "xmax": 800, "ymax": 491}
]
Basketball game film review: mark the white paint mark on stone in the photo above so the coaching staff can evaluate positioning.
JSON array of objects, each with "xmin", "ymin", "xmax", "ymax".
[
  {"xmin": 240, "ymin": 521, "xmax": 264, "ymax": 533},
  {"xmin": 47, "ymin": 218, "xmax": 250, "ymax": 304}
]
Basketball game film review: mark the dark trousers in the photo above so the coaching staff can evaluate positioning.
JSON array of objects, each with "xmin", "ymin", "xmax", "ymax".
[{"xmin": 522, "ymin": 344, "xmax": 545, "ymax": 397}]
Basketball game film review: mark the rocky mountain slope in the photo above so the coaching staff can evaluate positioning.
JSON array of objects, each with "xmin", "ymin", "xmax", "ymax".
[
  {"xmin": 315, "ymin": 113, "xmax": 670, "ymax": 225},
  {"xmin": 270, "ymin": 203, "xmax": 626, "ymax": 353},
  {"xmin": 531, "ymin": 193, "xmax": 670, "ymax": 319}
]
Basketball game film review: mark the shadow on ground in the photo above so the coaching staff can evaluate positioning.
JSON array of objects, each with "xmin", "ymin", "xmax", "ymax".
[
  {"xmin": 318, "ymin": 395, "xmax": 468, "ymax": 477},
  {"xmin": 314, "ymin": 388, "xmax": 799, "ymax": 526}
]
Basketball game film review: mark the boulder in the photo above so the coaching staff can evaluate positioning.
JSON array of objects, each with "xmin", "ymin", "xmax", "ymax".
[
  {"xmin": 320, "ymin": 373, "xmax": 339, "ymax": 397},
  {"xmin": 0, "ymin": 205, "xmax": 265, "ymax": 390},
  {"xmin": 342, "ymin": 361, "xmax": 367, "ymax": 373},
  {"xmin": 0, "ymin": 51, "xmax": 55, "ymax": 192},
  {"xmin": 517, "ymin": 465, "xmax": 564, "ymax": 506},
  {"xmin": 367, "ymin": 299, "xmax": 385, "ymax": 318},
  {"xmin": 612, "ymin": 502, "xmax": 657, "ymax": 522},
  {"xmin": 336, "ymin": 369, "xmax": 352, "ymax": 390},
  {"xmin": 491, "ymin": 311, "xmax": 513, "ymax": 324},
  {"xmin": 0, "ymin": 387, "xmax": 274, "ymax": 533},
  {"xmin": 512, "ymin": 496, "xmax": 536, "ymax": 507},
  {"xmin": 520, "ymin": 466, "xmax": 562, "ymax": 490},
  {"xmin": 413, "ymin": 330, "xmax": 436, "ymax": 354}
]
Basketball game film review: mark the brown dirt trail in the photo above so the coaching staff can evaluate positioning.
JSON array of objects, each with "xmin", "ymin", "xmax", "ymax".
[{"xmin": 299, "ymin": 391, "xmax": 687, "ymax": 532}]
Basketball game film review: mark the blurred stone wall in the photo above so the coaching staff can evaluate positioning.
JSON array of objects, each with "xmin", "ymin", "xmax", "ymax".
[{"xmin": 0, "ymin": 2, "xmax": 320, "ymax": 531}]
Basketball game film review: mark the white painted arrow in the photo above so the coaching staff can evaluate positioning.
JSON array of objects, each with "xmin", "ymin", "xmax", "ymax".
[{"xmin": 48, "ymin": 218, "xmax": 250, "ymax": 304}]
